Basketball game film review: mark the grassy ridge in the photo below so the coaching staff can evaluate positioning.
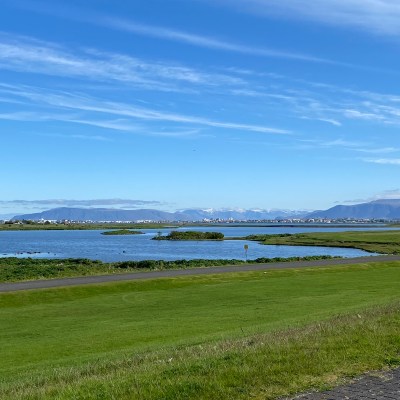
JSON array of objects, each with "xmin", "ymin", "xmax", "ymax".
[
  {"xmin": 1, "ymin": 262, "xmax": 400, "ymax": 399},
  {"xmin": 246, "ymin": 230, "xmax": 400, "ymax": 254},
  {"xmin": 0, "ymin": 256, "xmax": 336, "ymax": 282}
]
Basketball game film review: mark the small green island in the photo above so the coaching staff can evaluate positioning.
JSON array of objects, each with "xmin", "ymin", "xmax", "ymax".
[
  {"xmin": 101, "ymin": 229, "xmax": 144, "ymax": 236},
  {"xmin": 153, "ymin": 230, "xmax": 224, "ymax": 240}
]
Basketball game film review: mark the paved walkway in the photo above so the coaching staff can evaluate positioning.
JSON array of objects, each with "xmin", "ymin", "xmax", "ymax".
[
  {"xmin": 289, "ymin": 367, "xmax": 400, "ymax": 399},
  {"xmin": 1, "ymin": 255, "xmax": 400, "ymax": 292}
]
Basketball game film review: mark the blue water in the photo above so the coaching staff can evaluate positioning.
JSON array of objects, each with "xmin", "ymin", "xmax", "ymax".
[{"xmin": 0, "ymin": 225, "xmax": 392, "ymax": 262}]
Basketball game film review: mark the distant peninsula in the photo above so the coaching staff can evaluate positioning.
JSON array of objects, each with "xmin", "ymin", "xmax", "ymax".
[{"xmin": 153, "ymin": 231, "xmax": 224, "ymax": 241}]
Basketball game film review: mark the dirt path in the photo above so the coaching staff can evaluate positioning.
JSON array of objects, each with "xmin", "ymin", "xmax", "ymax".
[{"xmin": 287, "ymin": 367, "xmax": 400, "ymax": 399}]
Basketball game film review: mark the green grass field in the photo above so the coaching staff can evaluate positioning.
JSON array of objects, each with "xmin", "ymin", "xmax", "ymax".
[
  {"xmin": 1, "ymin": 261, "xmax": 400, "ymax": 399},
  {"xmin": 246, "ymin": 230, "xmax": 400, "ymax": 254}
]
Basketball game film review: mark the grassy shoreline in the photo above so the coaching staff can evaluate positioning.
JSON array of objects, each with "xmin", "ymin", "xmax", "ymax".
[
  {"xmin": 1, "ymin": 263, "xmax": 400, "ymax": 399},
  {"xmin": 242, "ymin": 230, "xmax": 400, "ymax": 254},
  {"xmin": 0, "ymin": 255, "xmax": 338, "ymax": 283}
]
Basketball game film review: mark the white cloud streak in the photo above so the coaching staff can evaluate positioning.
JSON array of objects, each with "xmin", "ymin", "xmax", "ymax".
[
  {"xmin": 98, "ymin": 16, "xmax": 339, "ymax": 65},
  {"xmin": 270, "ymin": 77, "xmax": 400, "ymax": 128},
  {"xmin": 1, "ymin": 1, "xmax": 347, "ymax": 66},
  {"xmin": 322, "ymin": 139, "xmax": 368, "ymax": 148},
  {"xmin": 0, "ymin": 84, "xmax": 290, "ymax": 135},
  {"xmin": 40, "ymin": 133, "xmax": 113, "ymax": 142},
  {"xmin": 2, "ymin": 32, "xmax": 400, "ymax": 146},
  {"xmin": 0, "ymin": 199, "xmax": 164, "ymax": 208},
  {"xmin": 68, "ymin": 119, "xmax": 202, "ymax": 138},
  {"xmin": 211, "ymin": 0, "xmax": 400, "ymax": 36},
  {"xmin": 0, "ymin": 111, "xmax": 78, "ymax": 122},
  {"xmin": 0, "ymin": 33, "xmax": 244, "ymax": 92},
  {"xmin": 3, "ymin": 34, "xmax": 400, "ymax": 134},
  {"xmin": 355, "ymin": 147, "xmax": 399, "ymax": 154},
  {"xmin": 364, "ymin": 158, "xmax": 400, "ymax": 165},
  {"xmin": 297, "ymin": 138, "xmax": 399, "ymax": 155}
]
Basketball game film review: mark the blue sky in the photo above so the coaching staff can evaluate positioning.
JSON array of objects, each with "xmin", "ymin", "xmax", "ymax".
[{"xmin": 1, "ymin": 0, "xmax": 400, "ymax": 216}]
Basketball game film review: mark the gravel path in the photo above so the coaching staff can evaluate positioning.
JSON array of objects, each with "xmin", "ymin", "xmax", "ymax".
[
  {"xmin": 288, "ymin": 367, "xmax": 400, "ymax": 399},
  {"xmin": 1, "ymin": 255, "xmax": 399, "ymax": 292}
]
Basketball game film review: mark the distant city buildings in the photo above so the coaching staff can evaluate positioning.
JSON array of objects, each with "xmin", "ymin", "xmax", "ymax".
[{"xmin": 0, "ymin": 217, "xmax": 397, "ymax": 225}]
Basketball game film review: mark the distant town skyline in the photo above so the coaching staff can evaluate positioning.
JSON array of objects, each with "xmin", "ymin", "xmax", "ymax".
[{"xmin": 1, "ymin": 0, "xmax": 400, "ymax": 213}]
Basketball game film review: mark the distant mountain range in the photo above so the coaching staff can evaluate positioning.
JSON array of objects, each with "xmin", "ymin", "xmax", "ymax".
[
  {"xmin": 307, "ymin": 199, "xmax": 400, "ymax": 219},
  {"xmin": 0, "ymin": 213, "xmax": 17, "ymax": 220},
  {"xmin": 9, "ymin": 199, "xmax": 400, "ymax": 222},
  {"xmin": 11, "ymin": 207, "xmax": 309, "ymax": 222}
]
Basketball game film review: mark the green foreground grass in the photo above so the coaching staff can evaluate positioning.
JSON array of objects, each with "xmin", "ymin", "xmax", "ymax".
[
  {"xmin": 246, "ymin": 230, "xmax": 400, "ymax": 254},
  {"xmin": 1, "ymin": 262, "xmax": 400, "ymax": 399}
]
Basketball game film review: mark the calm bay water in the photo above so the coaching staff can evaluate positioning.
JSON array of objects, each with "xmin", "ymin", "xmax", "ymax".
[{"xmin": 0, "ymin": 225, "xmax": 392, "ymax": 262}]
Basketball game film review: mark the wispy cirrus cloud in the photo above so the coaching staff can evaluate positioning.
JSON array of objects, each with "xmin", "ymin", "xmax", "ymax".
[
  {"xmin": 0, "ymin": 83, "xmax": 291, "ymax": 135},
  {"xmin": 210, "ymin": 0, "xmax": 400, "ymax": 36},
  {"xmin": 364, "ymin": 158, "xmax": 400, "ymax": 165},
  {"xmin": 97, "ymin": 16, "xmax": 340, "ymax": 65},
  {"xmin": 0, "ymin": 32, "xmax": 244, "ymax": 93},
  {"xmin": 317, "ymin": 118, "xmax": 342, "ymax": 127},
  {"xmin": 343, "ymin": 109, "xmax": 386, "ymax": 121},
  {"xmin": 0, "ymin": 109, "xmax": 205, "ymax": 138},
  {"xmin": 271, "ymin": 78, "xmax": 400, "ymax": 127},
  {"xmin": 0, "ymin": 111, "xmax": 79, "ymax": 122},
  {"xmin": 4, "ymin": 33, "xmax": 400, "ymax": 136},
  {"xmin": 2, "ymin": 1, "xmax": 345, "ymax": 66},
  {"xmin": 297, "ymin": 138, "xmax": 399, "ymax": 156},
  {"xmin": 300, "ymin": 116, "xmax": 342, "ymax": 127},
  {"xmin": 66, "ymin": 119, "xmax": 142, "ymax": 134},
  {"xmin": 39, "ymin": 133, "xmax": 113, "ymax": 142},
  {"xmin": 0, "ymin": 199, "xmax": 165, "ymax": 209},
  {"xmin": 66, "ymin": 119, "xmax": 203, "ymax": 138},
  {"xmin": 321, "ymin": 139, "xmax": 368, "ymax": 148},
  {"xmin": 355, "ymin": 147, "xmax": 399, "ymax": 154},
  {"xmin": 3, "ymin": 31, "xmax": 400, "ymax": 146}
]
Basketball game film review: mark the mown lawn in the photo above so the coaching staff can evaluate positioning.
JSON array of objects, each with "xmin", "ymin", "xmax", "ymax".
[{"xmin": 1, "ymin": 261, "xmax": 400, "ymax": 399}]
